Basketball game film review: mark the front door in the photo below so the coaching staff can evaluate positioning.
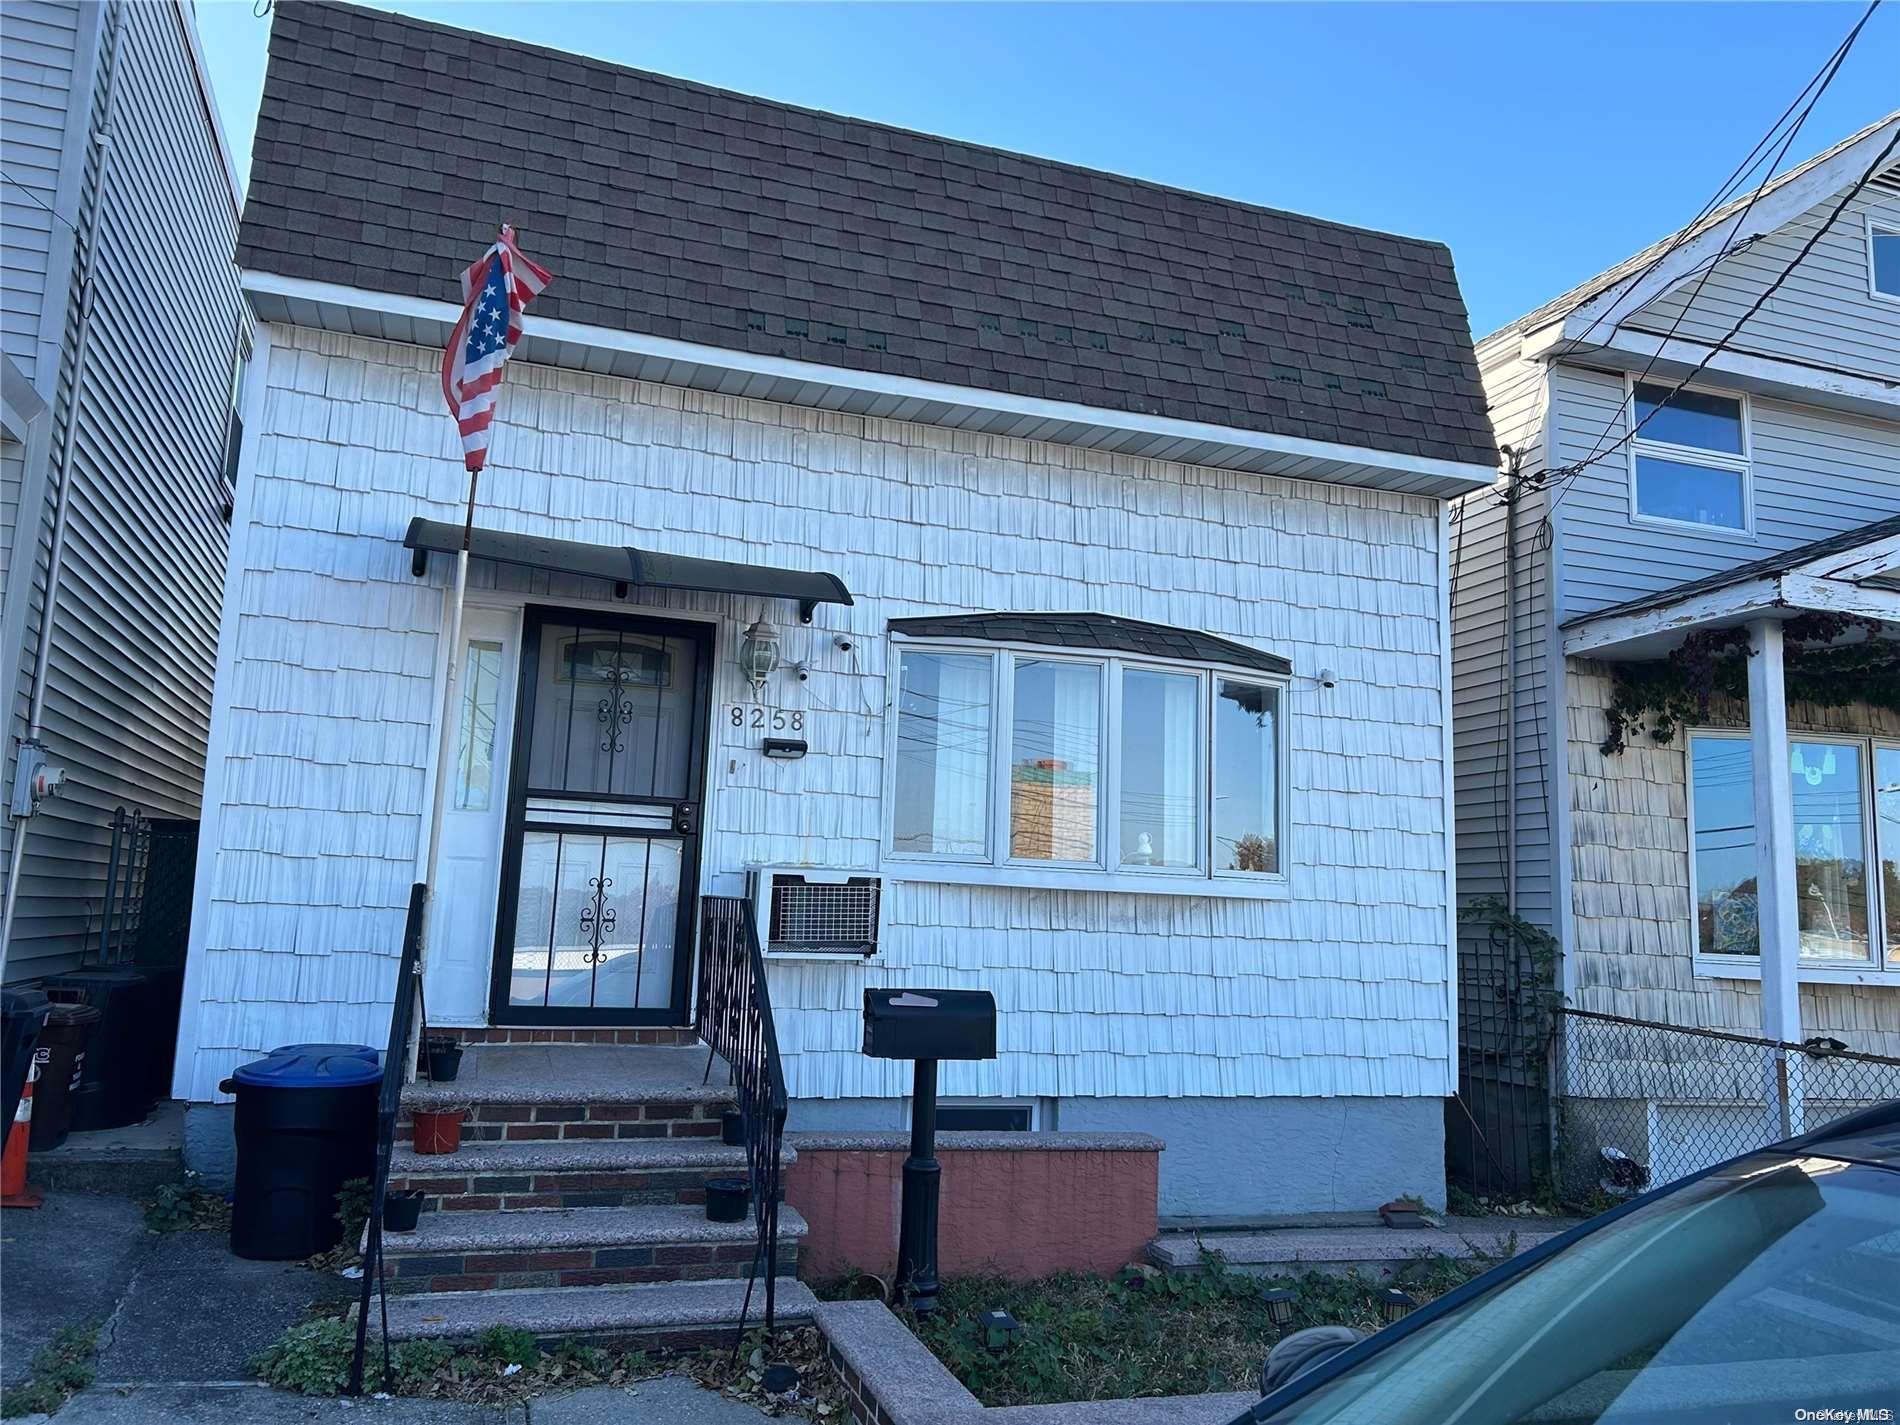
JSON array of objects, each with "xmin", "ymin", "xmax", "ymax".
[{"xmin": 489, "ymin": 608, "xmax": 712, "ymax": 1025}]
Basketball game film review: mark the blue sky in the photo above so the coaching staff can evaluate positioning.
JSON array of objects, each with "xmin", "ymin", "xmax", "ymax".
[{"xmin": 194, "ymin": 1, "xmax": 1898, "ymax": 337}]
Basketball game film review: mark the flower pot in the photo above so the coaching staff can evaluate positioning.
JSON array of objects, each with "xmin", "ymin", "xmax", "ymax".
[
  {"xmin": 704, "ymin": 1176, "xmax": 749, "ymax": 1223},
  {"xmin": 424, "ymin": 1039, "xmax": 463, "ymax": 1083},
  {"xmin": 411, "ymin": 1107, "xmax": 465, "ymax": 1155},
  {"xmin": 720, "ymin": 1108, "xmax": 745, "ymax": 1147},
  {"xmin": 383, "ymin": 1188, "xmax": 425, "ymax": 1232}
]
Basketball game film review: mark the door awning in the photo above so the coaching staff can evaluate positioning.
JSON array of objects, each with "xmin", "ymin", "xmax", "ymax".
[{"xmin": 403, "ymin": 518, "xmax": 852, "ymax": 623}]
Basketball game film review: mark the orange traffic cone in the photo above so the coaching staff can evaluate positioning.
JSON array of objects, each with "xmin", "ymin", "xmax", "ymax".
[{"xmin": 2, "ymin": 1055, "xmax": 44, "ymax": 1209}]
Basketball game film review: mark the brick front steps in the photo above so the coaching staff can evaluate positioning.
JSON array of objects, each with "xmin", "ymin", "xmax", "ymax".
[
  {"xmin": 398, "ymin": 1043, "xmax": 735, "ymax": 1145},
  {"xmin": 370, "ymin": 1278, "xmax": 821, "ymax": 1350},
  {"xmin": 379, "ymin": 1203, "xmax": 807, "ymax": 1294},
  {"xmin": 388, "ymin": 1137, "xmax": 795, "ymax": 1213}
]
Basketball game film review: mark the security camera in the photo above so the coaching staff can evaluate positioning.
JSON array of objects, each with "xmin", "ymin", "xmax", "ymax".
[
  {"xmin": 1317, "ymin": 668, "xmax": 1338, "ymax": 689},
  {"xmin": 833, "ymin": 636, "xmax": 854, "ymax": 653},
  {"xmin": 792, "ymin": 662, "xmax": 811, "ymax": 682}
]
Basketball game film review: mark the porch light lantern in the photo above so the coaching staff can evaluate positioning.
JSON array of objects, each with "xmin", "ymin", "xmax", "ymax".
[
  {"xmin": 1260, "ymin": 1287, "xmax": 1296, "ymax": 1327},
  {"xmin": 981, "ymin": 1308, "xmax": 1023, "ymax": 1354},
  {"xmin": 1379, "ymin": 1288, "xmax": 1417, "ymax": 1324},
  {"xmin": 739, "ymin": 616, "xmax": 781, "ymax": 697}
]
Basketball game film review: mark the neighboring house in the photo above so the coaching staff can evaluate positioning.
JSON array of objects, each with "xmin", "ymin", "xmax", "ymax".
[
  {"xmin": 1453, "ymin": 113, "xmax": 1900, "ymax": 1192},
  {"xmin": 172, "ymin": 0, "xmax": 1498, "ymax": 1219},
  {"xmin": 0, "ymin": 0, "xmax": 247, "ymax": 980}
]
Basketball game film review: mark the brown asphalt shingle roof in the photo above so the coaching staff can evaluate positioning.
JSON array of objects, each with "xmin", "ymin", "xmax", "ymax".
[{"xmin": 238, "ymin": 1, "xmax": 1497, "ymax": 469}]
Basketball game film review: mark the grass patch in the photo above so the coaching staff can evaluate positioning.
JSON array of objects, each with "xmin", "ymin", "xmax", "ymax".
[
  {"xmin": 884, "ymin": 1256, "xmax": 1487, "ymax": 1407},
  {"xmin": 1, "ymin": 1321, "xmax": 100, "ymax": 1418},
  {"xmin": 250, "ymin": 1318, "xmax": 846, "ymax": 1418}
]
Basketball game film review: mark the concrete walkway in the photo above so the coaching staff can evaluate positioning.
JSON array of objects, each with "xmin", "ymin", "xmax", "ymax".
[
  {"xmin": 48, "ymin": 1378, "xmax": 776, "ymax": 1423},
  {"xmin": 1, "ymin": 1184, "xmax": 778, "ymax": 1423},
  {"xmin": 1149, "ymin": 1212, "xmax": 1582, "ymax": 1277}
]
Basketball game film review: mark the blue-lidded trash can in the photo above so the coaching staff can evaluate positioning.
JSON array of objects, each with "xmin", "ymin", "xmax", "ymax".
[{"xmin": 221, "ymin": 1044, "xmax": 381, "ymax": 1260}]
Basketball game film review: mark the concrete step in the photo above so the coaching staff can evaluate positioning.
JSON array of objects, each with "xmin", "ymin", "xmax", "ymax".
[
  {"xmin": 379, "ymin": 1203, "xmax": 806, "ymax": 1294},
  {"xmin": 389, "ymin": 1137, "xmax": 793, "ymax": 1212},
  {"xmin": 400, "ymin": 1044, "xmax": 736, "ymax": 1145},
  {"xmin": 369, "ymin": 1277, "xmax": 821, "ymax": 1349}
]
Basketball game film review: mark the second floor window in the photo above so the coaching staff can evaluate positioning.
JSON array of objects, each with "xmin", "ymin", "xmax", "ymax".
[
  {"xmin": 1873, "ymin": 222, "xmax": 1900, "ymax": 299},
  {"xmin": 1629, "ymin": 381, "xmax": 1750, "ymax": 533}
]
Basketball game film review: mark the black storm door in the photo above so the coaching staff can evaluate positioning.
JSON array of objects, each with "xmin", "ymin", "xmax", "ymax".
[{"xmin": 489, "ymin": 608, "xmax": 712, "ymax": 1025}]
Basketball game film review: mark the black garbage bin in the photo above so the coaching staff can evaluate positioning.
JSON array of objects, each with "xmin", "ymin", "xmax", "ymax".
[
  {"xmin": 41, "ymin": 968, "xmax": 154, "ymax": 1130},
  {"xmin": 2, "ymin": 989, "xmax": 51, "ymax": 1131},
  {"xmin": 223, "ymin": 1044, "xmax": 381, "ymax": 1261},
  {"xmin": 29, "ymin": 1000, "xmax": 103, "ymax": 1152}
]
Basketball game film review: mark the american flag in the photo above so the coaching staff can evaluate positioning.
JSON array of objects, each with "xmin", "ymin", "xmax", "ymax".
[{"xmin": 440, "ymin": 225, "xmax": 552, "ymax": 473}]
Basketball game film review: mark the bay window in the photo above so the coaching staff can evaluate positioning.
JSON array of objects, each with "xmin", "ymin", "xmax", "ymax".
[
  {"xmin": 1689, "ymin": 730, "xmax": 1898, "ymax": 977},
  {"xmin": 888, "ymin": 636, "xmax": 1287, "ymax": 893}
]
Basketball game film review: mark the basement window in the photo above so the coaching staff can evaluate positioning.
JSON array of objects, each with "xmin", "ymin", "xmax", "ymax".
[
  {"xmin": 885, "ymin": 624, "xmax": 1289, "ymax": 896},
  {"xmin": 1628, "ymin": 381, "xmax": 1751, "ymax": 534},
  {"xmin": 933, "ymin": 1102, "xmax": 1035, "ymax": 1132}
]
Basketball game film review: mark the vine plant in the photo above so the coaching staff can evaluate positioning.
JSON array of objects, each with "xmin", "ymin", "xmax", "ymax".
[{"xmin": 1600, "ymin": 612, "xmax": 1900, "ymax": 755}]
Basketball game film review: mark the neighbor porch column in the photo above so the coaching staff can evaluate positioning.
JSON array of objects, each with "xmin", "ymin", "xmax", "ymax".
[{"xmin": 1746, "ymin": 617, "xmax": 1801, "ymax": 1138}]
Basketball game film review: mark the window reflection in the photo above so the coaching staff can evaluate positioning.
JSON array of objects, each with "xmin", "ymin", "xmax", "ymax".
[{"xmin": 1215, "ymin": 679, "xmax": 1278, "ymax": 874}]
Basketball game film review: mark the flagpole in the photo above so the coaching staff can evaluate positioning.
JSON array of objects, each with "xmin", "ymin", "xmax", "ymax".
[{"xmin": 410, "ymin": 469, "xmax": 477, "ymax": 1082}]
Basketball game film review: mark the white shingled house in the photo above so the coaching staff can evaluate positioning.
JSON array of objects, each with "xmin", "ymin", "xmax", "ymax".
[
  {"xmin": 172, "ymin": 2, "xmax": 1498, "ymax": 1225},
  {"xmin": 1453, "ymin": 113, "xmax": 1900, "ymax": 1198}
]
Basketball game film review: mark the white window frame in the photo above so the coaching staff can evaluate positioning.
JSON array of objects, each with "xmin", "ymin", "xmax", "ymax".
[
  {"xmin": 882, "ymin": 636, "xmax": 1290, "ymax": 900},
  {"xmin": 1625, "ymin": 376, "xmax": 1755, "ymax": 539},
  {"xmin": 1687, "ymin": 728, "xmax": 1897, "ymax": 988},
  {"xmin": 1868, "ymin": 211, "xmax": 1900, "ymax": 304}
]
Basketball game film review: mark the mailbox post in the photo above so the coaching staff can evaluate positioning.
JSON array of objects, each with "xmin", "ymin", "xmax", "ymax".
[{"xmin": 863, "ymin": 988, "xmax": 996, "ymax": 1316}]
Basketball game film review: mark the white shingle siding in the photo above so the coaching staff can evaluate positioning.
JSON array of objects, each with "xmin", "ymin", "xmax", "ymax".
[
  {"xmin": 179, "ymin": 325, "xmax": 1457, "ymax": 1105},
  {"xmin": 1566, "ymin": 664, "xmax": 1900, "ymax": 1073}
]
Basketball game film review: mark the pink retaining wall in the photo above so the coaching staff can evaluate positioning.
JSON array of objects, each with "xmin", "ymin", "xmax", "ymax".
[{"xmin": 785, "ymin": 1132, "xmax": 1161, "ymax": 1281}]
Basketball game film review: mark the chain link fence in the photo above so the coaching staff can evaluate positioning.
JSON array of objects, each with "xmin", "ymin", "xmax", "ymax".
[{"xmin": 1554, "ymin": 1008, "xmax": 1900, "ymax": 1201}]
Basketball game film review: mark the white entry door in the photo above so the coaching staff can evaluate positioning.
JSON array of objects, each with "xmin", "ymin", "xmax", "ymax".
[{"xmin": 423, "ymin": 604, "xmax": 520, "ymax": 1024}]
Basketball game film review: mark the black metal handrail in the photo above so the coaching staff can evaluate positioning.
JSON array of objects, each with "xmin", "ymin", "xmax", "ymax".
[
  {"xmin": 349, "ymin": 881, "xmax": 427, "ymax": 1395},
  {"xmin": 695, "ymin": 895, "xmax": 789, "ymax": 1338}
]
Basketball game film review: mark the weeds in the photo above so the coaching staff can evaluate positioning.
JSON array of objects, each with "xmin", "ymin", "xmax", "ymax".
[
  {"xmin": 879, "ymin": 1257, "xmax": 1484, "ymax": 1407},
  {"xmin": 0, "ymin": 1321, "xmax": 99, "ymax": 1418},
  {"xmin": 142, "ymin": 1177, "xmax": 230, "ymax": 1234}
]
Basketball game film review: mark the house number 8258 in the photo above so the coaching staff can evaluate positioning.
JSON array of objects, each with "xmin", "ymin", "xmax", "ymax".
[{"xmin": 730, "ymin": 705, "xmax": 805, "ymax": 732}]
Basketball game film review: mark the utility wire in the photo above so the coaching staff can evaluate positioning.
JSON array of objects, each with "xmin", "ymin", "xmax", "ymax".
[
  {"xmin": 1546, "ymin": 118, "xmax": 1899, "ymax": 507},
  {"xmin": 1551, "ymin": 0, "xmax": 1882, "ymax": 493},
  {"xmin": 1562, "ymin": 0, "xmax": 1881, "ymax": 358}
]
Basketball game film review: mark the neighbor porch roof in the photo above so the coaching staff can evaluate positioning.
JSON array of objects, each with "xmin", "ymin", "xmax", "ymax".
[{"xmin": 1561, "ymin": 515, "xmax": 1900, "ymax": 660}]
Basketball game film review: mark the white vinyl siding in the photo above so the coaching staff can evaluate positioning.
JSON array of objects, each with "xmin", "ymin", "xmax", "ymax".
[
  {"xmin": 2, "ymin": 1, "xmax": 245, "ymax": 980},
  {"xmin": 179, "ymin": 324, "xmax": 1457, "ymax": 1107},
  {"xmin": 1629, "ymin": 168, "xmax": 1900, "ymax": 385},
  {"xmin": 1547, "ymin": 364, "xmax": 1900, "ymax": 623},
  {"xmin": 0, "ymin": 0, "xmax": 82, "ymax": 390},
  {"xmin": 1454, "ymin": 342, "xmax": 1558, "ymax": 948}
]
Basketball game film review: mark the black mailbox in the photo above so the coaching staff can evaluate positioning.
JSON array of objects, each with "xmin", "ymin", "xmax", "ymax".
[{"xmin": 863, "ymin": 989, "xmax": 996, "ymax": 1062}]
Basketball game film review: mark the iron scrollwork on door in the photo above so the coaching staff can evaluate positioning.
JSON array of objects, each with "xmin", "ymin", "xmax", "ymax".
[
  {"xmin": 579, "ymin": 874, "xmax": 617, "ymax": 963},
  {"xmin": 595, "ymin": 658, "xmax": 640, "ymax": 754}
]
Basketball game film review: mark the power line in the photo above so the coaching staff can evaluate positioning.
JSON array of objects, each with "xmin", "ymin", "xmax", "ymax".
[
  {"xmin": 1551, "ymin": 0, "xmax": 1883, "ymax": 494},
  {"xmin": 1562, "ymin": 0, "xmax": 1882, "ymax": 359},
  {"xmin": 1550, "ymin": 117, "xmax": 1899, "ymax": 508}
]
